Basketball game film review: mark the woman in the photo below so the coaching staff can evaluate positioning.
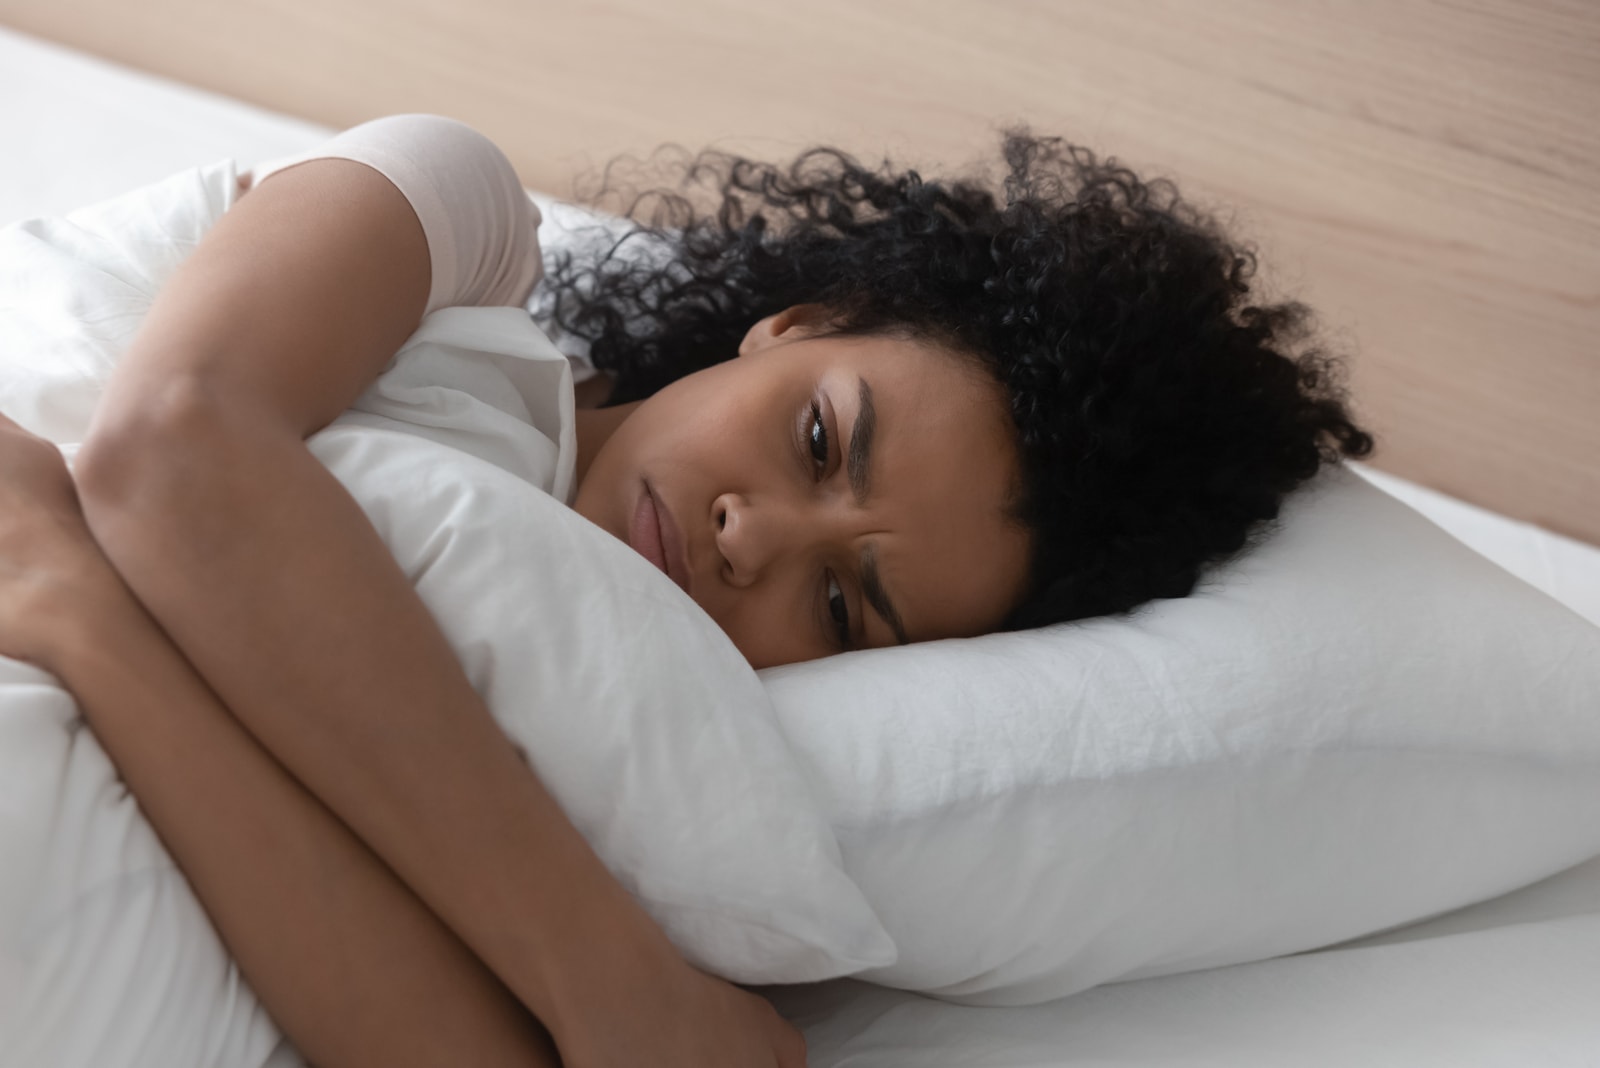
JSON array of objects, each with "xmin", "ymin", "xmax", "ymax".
[{"xmin": 0, "ymin": 115, "xmax": 1370, "ymax": 1067}]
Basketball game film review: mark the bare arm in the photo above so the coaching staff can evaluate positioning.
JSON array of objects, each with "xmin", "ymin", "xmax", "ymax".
[
  {"xmin": 72, "ymin": 140, "xmax": 802, "ymax": 1066},
  {"xmin": 70, "ymin": 621, "xmax": 563, "ymax": 1068},
  {"xmin": 0, "ymin": 414, "xmax": 556, "ymax": 1066}
]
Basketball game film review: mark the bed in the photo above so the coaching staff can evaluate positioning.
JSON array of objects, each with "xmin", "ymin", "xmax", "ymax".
[{"xmin": 3, "ymin": 13, "xmax": 1599, "ymax": 1068}]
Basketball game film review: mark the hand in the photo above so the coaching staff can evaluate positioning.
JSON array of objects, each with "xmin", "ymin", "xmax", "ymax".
[
  {"xmin": 560, "ymin": 972, "xmax": 806, "ymax": 1068},
  {"xmin": 547, "ymin": 918, "xmax": 807, "ymax": 1068},
  {"xmin": 0, "ymin": 412, "xmax": 129, "ymax": 675}
]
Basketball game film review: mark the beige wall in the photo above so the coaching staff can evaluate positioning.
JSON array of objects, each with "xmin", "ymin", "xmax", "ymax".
[{"xmin": 4, "ymin": 0, "xmax": 1597, "ymax": 543}]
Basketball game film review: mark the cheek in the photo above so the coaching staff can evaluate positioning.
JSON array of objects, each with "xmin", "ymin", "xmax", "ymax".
[
  {"xmin": 697, "ymin": 405, "xmax": 770, "ymax": 471},
  {"xmin": 698, "ymin": 582, "xmax": 821, "ymax": 670},
  {"xmin": 644, "ymin": 404, "xmax": 752, "ymax": 486}
]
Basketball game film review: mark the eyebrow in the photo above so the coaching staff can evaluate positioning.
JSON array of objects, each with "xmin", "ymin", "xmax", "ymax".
[
  {"xmin": 861, "ymin": 545, "xmax": 910, "ymax": 646},
  {"xmin": 848, "ymin": 379, "xmax": 909, "ymax": 646},
  {"xmin": 847, "ymin": 376, "xmax": 875, "ymax": 505}
]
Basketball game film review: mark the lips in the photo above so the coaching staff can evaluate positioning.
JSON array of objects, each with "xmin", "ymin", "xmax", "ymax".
[{"xmin": 629, "ymin": 482, "xmax": 691, "ymax": 597}]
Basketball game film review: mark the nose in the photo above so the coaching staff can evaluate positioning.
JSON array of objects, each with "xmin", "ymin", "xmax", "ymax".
[{"xmin": 714, "ymin": 490, "xmax": 816, "ymax": 588}]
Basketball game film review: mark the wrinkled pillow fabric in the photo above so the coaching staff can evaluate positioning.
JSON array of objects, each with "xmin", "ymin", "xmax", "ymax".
[
  {"xmin": 308, "ymin": 416, "xmax": 895, "ymax": 982},
  {"xmin": 761, "ymin": 466, "xmax": 1600, "ymax": 1004}
]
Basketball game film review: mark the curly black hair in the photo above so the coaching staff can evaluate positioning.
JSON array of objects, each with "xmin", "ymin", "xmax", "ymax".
[{"xmin": 538, "ymin": 130, "xmax": 1374, "ymax": 631}]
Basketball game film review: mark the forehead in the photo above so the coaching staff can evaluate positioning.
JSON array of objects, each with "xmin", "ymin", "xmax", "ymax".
[{"xmin": 812, "ymin": 333, "xmax": 1032, "ymax": 641}]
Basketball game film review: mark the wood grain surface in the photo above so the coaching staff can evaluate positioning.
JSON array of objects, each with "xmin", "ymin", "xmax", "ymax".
[{"xmin": 3, "ymin": 0, "xmax": 1596, "ymax": 543}]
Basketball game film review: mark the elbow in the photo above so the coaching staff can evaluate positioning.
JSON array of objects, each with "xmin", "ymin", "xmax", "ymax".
[
  {"xmin": 76, "ymin": 378, "xmax": 267, "ymax": 547},
  {"xmin": 77, "ymin": 377, "xmax": 201, "ymax": 513}
]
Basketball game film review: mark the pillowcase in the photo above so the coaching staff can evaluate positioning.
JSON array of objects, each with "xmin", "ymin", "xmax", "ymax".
[
  {"xmin": 0, "ymin": 656, "xmax": 285, "ymax": 1068},
  {"xmin": 308, "ymin": 421, "xmax": 896, "ymax": 983},
  {"xmin": 524, "ymin": 151, "xmax": 1600, "ymax": 1006},
  {"xmin": 759, "ymin": 465, "xmax": 1600, "ymax": 1004}
]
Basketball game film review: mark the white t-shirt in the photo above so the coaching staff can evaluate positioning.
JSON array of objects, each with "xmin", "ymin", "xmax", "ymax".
[
  {"xmin": 249, "ymin": 115, "xmax": 578, "ymax": 503},
  {"xmin": 247, "ymin": 113, "xmax": 544, "ymax": 318}
]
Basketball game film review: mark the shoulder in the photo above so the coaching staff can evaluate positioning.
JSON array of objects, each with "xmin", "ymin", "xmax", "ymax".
[{"xmin": 247, "ymin": 115, "xmax": 525, "ymax": 205}]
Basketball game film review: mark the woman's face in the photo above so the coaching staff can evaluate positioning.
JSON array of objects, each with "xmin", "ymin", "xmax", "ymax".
[{"xmin": 571, "ymin": 305, "xmax": 1033, "ymax": 669}]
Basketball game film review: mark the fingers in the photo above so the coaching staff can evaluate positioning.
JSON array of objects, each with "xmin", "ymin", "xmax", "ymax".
[
  {"xmin": 0, "ymin": 409, "xmax": 44, "ymax": 437},
  {"xmin": 0, "ymin": 411, "xmax": 54, "ymax": 456},
  {"xmin": 0, "ymin": 415, "xmax": 82, "ymax": 519},
  {"xmin": 0, "ymin": 417, "xmax": 62, "ymax": 468},
  {"xmin": 777, "ymin": 1024, "xmax": 808, "ymax": 1068},
  {"xmin": 762, "ymin": 1001, "xmax": 808, "ymax": 1068}
]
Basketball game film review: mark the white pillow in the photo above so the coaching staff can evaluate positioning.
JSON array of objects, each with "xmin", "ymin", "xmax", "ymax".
[
  {"xmin": 308, "ymin": 422, "xmax": 895, "ymax": 983},
  {"xmin": 522, "ymin": 165, "xmax": 1600, "ymax": 1006},
  {"xmin": 0, "ymin": 656, "xmax": 284, "ymax": 1068},
  {"xmin": 759, "ymin": 465, "xmax": 1600, "ymax": 1004}
]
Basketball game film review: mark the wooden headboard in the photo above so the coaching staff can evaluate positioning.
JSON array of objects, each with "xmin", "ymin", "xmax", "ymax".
[{"xmin": 4, "ymin": 0, "xmax": 1596, "ymax": 544}]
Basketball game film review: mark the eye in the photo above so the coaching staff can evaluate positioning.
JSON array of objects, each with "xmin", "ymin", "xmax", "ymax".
[
  {"xmin": 825, "ymin": 571, "xmax": 852, "ymax": 649},
  {"xmin": 808, "ymin": 400, "xmax": 830, "ymax": 476}
]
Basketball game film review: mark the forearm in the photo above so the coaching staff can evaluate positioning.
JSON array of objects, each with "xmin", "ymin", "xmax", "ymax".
[
  {"xmin": 74, "ymin": 150, "xmax": 687, "ymax": 1040},
  {"xmin": 57, "ymin": 585, "xmax": 558, "ymax": 1067},
  {"xmin": 76, "ymin": 379, "xmax": 673, "ymax": 1035}
]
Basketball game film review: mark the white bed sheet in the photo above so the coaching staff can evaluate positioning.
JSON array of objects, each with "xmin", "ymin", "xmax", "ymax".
[{"xmin": 4, "ymin": 25, "xmax": 1599, "ymax": 1066}]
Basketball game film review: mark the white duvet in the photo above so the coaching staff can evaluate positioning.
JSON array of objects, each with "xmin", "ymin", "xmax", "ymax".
[{"xmin": 0, "ymin": 162, "xmax": 891, "ymax": 1067}]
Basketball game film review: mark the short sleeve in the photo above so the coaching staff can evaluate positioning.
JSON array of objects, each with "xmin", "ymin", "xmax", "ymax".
[{"xmin": 246, "ymin": 115, "xmax": 543, "ymax": 316}]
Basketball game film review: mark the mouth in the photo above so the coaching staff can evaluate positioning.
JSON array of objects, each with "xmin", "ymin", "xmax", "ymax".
[{"xmin": 629, "ymin": 481, "xmax": 692, "ymax": 597}]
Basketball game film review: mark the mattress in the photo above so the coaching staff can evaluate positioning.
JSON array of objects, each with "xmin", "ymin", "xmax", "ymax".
[{"xmin": 4, "ymin": 24, "xmax": 1599, "ymax": 1067}]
